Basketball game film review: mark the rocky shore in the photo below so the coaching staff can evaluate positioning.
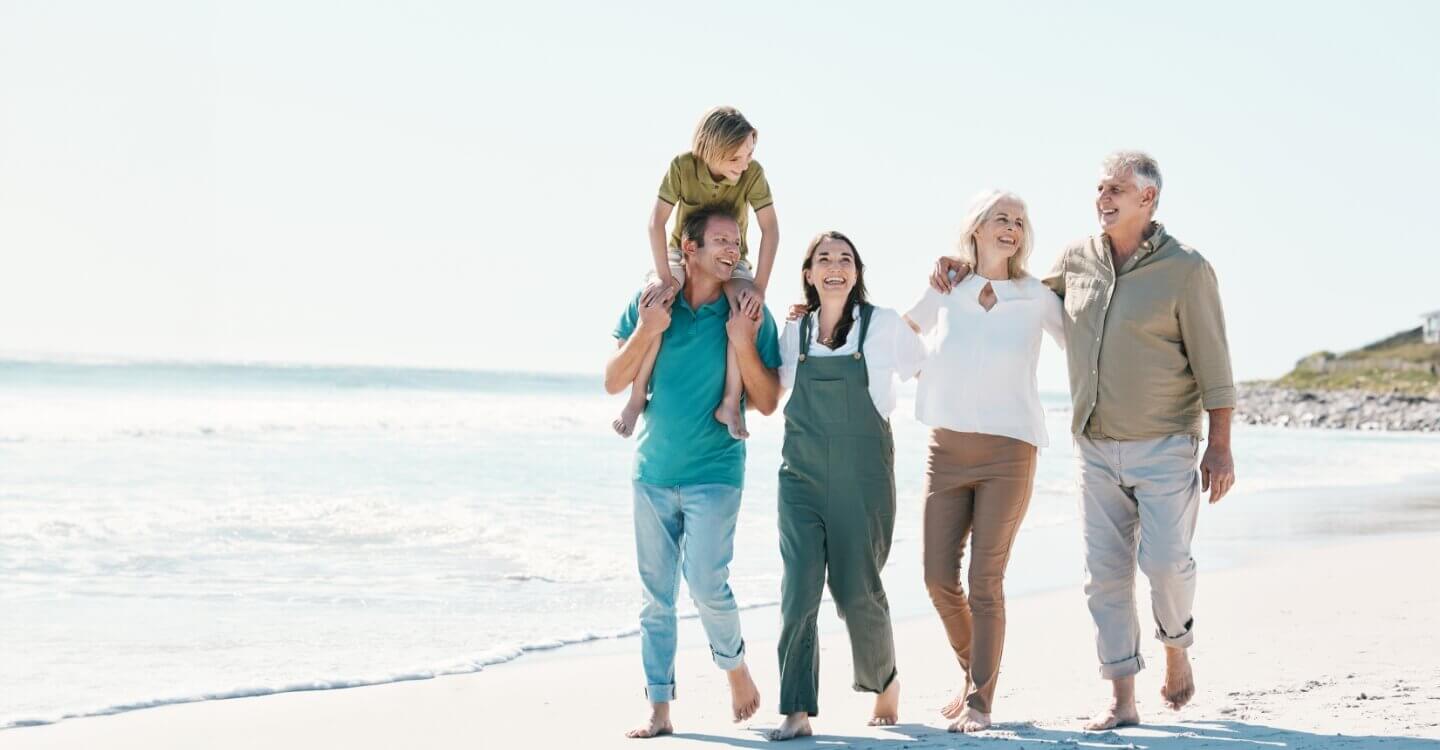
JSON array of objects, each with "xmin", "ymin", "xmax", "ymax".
[{"xmin": 1237, "ymin": 384, "xmax": 1440, "ymax": 432}]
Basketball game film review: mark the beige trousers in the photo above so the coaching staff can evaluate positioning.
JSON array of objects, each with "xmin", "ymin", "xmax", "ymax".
[
  {"xmin": 921, "ymin": 429, "xmax": 1037, "ymax": 714},
  {"xmin": 1076, "ymin": 433, "xmax": 1201, "ymax": 679}
]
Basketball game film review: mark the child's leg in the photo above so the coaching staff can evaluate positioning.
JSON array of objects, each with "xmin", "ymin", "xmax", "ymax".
[
  {"xmin": 614, "ymin": 253, "xmax": 685, "ymax": 438},
  {"xmin": 614, "ymin": 338, "xmax": 660, "ymax": 438},
  {"xmin": 713, "ymin": 270, "xmax": 756, "ymax": 441}
]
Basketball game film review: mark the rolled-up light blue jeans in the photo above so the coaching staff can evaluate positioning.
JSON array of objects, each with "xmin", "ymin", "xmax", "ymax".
[{"xmin": 632, "ymin": 481, "xmax": 747, "ymax": 703}]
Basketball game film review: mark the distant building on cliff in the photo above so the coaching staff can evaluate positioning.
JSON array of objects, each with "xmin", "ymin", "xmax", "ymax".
[{"xmin": 1425, "ymin": 310, "xmax": 1440, "ymax": 344}]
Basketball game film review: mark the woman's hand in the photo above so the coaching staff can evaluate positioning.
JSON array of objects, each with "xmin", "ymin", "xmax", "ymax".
[
  {"xmin": 786, "ymin": 304, "xmax": 808, "ymax": 322},
  {"xmin": 930, "ymin": 256, "xmax": 971, "ymax": 293}
]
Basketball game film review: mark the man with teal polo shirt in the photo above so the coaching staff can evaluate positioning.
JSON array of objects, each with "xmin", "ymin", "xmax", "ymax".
[{"xmin": 605, "ymin": 206, "xmax": 782, "ymax": 739}]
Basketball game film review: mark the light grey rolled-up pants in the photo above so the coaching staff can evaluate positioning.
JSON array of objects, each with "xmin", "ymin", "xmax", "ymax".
[{"xmin": 1076, "ymin": 433, "xmax": 1201, "ymax": 680}]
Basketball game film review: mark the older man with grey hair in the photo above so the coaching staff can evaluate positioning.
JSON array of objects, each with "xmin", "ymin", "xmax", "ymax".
[{"xmin": 931, "ymin": 151, "xmax": 1236, "ymax": 729}]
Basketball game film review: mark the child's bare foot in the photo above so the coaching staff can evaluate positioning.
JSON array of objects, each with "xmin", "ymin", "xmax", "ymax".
[
  {"xmin": 714, "ymin": 399, "xmax": 748, "ymax": 440},
  {"xmin": 766, "ymin": 712, "xmax": 812, "ymax": 741},
  {"xmin": 614, "ymin": 395, "xmax": 646, "ymax": 438},
  {"xmin": 940, "ymin": 678, "xmax": 972, "ymax": 719},
  {"xmin": 625, "ymin": 702, "xmax": 673, "ymax": 739},
  {"xmin": 1161, "ymin": 646, "xmax": 1195, "ymax": 710},
  {"xmin": 868, "ymin": 679, "xmax": 900, "ymax": 726},
  {"xmin": 727, "ymin": 664, "xmax": 761, "ymax": 722},
  {"xmin": 948, "ymin": 706, "xmax": 990, "ymax": 733}
]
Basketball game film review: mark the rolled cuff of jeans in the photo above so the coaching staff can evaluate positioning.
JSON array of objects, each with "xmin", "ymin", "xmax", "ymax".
[
  {"xmin": 711, "ymin": 639, "xmax": 746, "ymax": 671},
  {"xmin": 645, "ymin": 682, "xmax": 676, "ymax": 703}
]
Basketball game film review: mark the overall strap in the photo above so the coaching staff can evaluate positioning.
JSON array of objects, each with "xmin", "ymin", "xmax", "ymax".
[
  {"xmin": 855, "ymin": 304, "xmax": 875, "ymax": 356},
  {"xmin": 798, "ymin": 310, "xmax": 813, "ymax": 359}
]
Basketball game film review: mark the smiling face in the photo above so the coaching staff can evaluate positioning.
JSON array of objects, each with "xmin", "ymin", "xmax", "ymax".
[
  {"xmin": 707, "ymin": 132, "xmax": 756, "ymax": 183},
  {"xmin": 803, "ymin": 237, "xmax": 860, "ymax": 304},
  {"xmin": 683, "ymin": 214, "xmax": 742, "ymax": 283},
  {"xmin": 1096, "ymin": 169, "xmax": 1157, "ymax": 234},
  {"xmin": 973, "ymin": 197, "xmax": 1027, "ymax": 265}
]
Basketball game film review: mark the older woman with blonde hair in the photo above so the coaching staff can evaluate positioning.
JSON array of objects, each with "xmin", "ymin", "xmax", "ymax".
[{"xmin": 904, "ymin": 190, "xmax": 1065, "ymax": 732}]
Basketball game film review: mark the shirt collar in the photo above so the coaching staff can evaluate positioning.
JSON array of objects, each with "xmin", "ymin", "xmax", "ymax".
[
  {"xmin": 1097, "ymin": 221, "xmax": 1168, "ymax": 272},
  {"xmin": 964, "ymin": 272, "xmax": 1027, "ymax": 301},
  {"xmin": 676, "ymin": 289, "xmax": 729, "ymax": 317},
  {"xmin": 694, "ymin": 156, "xmax": 739, "ymax": 188}
]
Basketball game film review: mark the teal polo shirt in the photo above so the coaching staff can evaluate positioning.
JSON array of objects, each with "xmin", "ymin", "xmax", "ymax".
[{"xmin": 614, "ymin": 290, "xmax": 781, "ymax": 489}]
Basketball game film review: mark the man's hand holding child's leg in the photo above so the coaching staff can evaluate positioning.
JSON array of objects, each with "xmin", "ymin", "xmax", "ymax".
[{"xmin": 714, "ymin": 277, "xmax": 758, "ymax": 440}]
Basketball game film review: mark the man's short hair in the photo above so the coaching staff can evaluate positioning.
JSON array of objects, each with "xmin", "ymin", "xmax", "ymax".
[
  {"xmin": 1102, "ymin": 151, "xmax": 1163, "ymax": 208},
  {"xmin": 680, "ymin": 206, "xmax": 737, "ymax": 247}
]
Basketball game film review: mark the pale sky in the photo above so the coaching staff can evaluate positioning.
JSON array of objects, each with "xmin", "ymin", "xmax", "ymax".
[{"xmin": 2, "ymin": 1, "xmax": 1437, "ymax": 391}]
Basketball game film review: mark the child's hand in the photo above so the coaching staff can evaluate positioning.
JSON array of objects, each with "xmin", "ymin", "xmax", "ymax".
[
  {"xmin": 641, "ymin": 275, "xmax": 679, "ymax": 308},
  {"xmin": 786, "ymin": 304, "xmax": 808, "ymax": 322},
  {"xmin": 736, "ymin": 287, "xmax": 764, "ymax": 320}
]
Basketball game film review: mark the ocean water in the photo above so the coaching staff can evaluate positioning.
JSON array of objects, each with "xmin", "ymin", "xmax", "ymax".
[{"xmin": 3, "ymin": 359, "xmax": 1440, "ymax": 728}]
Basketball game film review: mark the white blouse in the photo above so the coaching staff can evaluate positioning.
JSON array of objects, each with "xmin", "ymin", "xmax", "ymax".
[
  {"xmin": 905, "ymin": 274, "xmax": 1065, "ymax": 448},
  {"xmin": 780, "ymin": 305, "xmax": 926, "ymax": 418}
]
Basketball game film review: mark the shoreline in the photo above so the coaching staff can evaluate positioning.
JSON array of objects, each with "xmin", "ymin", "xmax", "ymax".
[
  {"xmin": 7, "ymin": 529, "xmax": 1440, "ymax": 749},
  {"xmin": 8, "ymin": 477, "xmax": 1440, "ymax": 734}
]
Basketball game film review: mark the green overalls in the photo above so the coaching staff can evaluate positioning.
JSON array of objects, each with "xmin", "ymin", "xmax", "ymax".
[{"xmin": 776, "ymin": 304, "xmax": 898, "ymax": 717}]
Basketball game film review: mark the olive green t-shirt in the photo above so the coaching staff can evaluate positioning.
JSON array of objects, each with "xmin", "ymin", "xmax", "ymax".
[
  {"xmin": 658, "ymin": 153, "xmax": 774, "ymax": 258},
  {"xmin": 1043, "ymin": 223, "xmax": 1236, "ymax": 440}
]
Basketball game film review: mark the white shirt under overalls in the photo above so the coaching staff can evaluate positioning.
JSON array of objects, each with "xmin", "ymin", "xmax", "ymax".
[
  {"xmin": 779, "ymin": 305, "xmax": 927, "ymax": 418},
  {"xmin": 905, "ymin": 274, "xmax": 1066, "ymax": 448}
]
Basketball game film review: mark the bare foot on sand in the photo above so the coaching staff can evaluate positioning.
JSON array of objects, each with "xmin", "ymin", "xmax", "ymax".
[
  {"xmin": 613, "ymin": 395, "xmax": 646, "ymax": 438},
  {"xmin": 948, "ymin": 706, "xmax": 990, "ymax": 733},
  {"xmin": 869, "ymin": 679, "xmax": 900, "ymax": 726},
  {"xmin": 1085, "ymin": 701, "xmax": 1139, "ymax": 731},
  {"xmin": 714, "ymin": 399, "xmax": 748, "ymax": 440},
  {"xmin": 1086, "ymin": 676, "xmax": 1139, "ymax": 731},
  {"xmin": 728, "ymin": 664, "xmax": 761, "ymax": 722},
  {"xmin": 1161, "ymin": 645, "xmax": 1195, "ymax": 710},
  {"xmin": 940, "ymin": 678, "xmax": 972, "ymax": 719},
  {"xmin": 625, "ymin": 703, "xmax": 673, "ymax": 739},
  {"xmin": 767, "ymin": 712, "xmax": 812, "ymax": 741}
]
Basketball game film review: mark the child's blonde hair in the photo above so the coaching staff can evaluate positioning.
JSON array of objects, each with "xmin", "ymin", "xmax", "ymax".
[
  {"xmin": 691, "ymin": 106, "xmax": 757, "ymax": 166},
  {"xmin": 956, "ymin": 189, "xmax": 1034, "ymax": 279}
]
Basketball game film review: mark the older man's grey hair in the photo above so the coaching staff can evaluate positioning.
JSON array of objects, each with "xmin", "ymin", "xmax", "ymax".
[{"xmin": 1102, "ymin": 151, "xmax": 1163, "ymax": 210}]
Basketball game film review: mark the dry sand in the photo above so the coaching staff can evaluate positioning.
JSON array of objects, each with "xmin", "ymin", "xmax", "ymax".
[{"xmin": 6, "ymin": 532, "xmax": 1439, "ymax": 749}]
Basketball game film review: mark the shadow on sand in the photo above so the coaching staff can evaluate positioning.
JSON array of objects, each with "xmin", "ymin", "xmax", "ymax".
[{"xmin": 679, "ymin": 719, "xmax": 1439, "ymax": 749}]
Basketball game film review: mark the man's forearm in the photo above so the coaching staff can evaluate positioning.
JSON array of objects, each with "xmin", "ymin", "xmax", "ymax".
[
  {"xmin": 733, "ymin": 338, "xmax": 779, "ymax": 414},
  {"xmin": 1206, "ymin": 407, "xmax": 1233, "ymax": 448},
  {"xmin": 604, "ymin": 328, "xmax": 659, "ymax": 394}
]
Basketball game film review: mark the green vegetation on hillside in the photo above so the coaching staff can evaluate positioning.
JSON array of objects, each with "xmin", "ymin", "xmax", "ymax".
[{"xmin": 1274, "ymin": 326, "xmax": 1440, "ymax": 395}]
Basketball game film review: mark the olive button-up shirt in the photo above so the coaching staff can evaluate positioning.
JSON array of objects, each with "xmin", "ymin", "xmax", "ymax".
[{"xmin": 1042, "ymin": 223, "xmax": 1235, "ymax": 440}]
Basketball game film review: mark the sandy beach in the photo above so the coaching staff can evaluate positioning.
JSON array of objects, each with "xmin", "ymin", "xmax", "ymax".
[{"xmin": 7, "ymin": 528, "xmax": 1438, "ymax": 750}]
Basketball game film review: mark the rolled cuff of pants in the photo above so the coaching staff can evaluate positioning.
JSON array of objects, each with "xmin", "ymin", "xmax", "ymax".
[
  {"xmin": 1098, "ymin": 652, "xmax": 1145, "ymax": 680},
  {"xmin": 712, "ymin": 639, "xmax": 746, "ymax": 671},
  {"xmin": 1155, "ymin": 617, "xmax": 1195, "ymax": 649},
  {"xmin": 645, "ymin": 683, "xmax": 676, "ymax": 703}
]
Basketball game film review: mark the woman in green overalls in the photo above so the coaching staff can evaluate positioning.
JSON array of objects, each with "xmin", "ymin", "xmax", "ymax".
[{"xmin": 768, "ymin": 231, "xmax": 927, "ymax": 741}]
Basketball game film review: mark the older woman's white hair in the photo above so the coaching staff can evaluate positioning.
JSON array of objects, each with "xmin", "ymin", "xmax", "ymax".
[{"xmin": 955, "ymin": 189, "xmax": 1034, "ymax": 279}]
